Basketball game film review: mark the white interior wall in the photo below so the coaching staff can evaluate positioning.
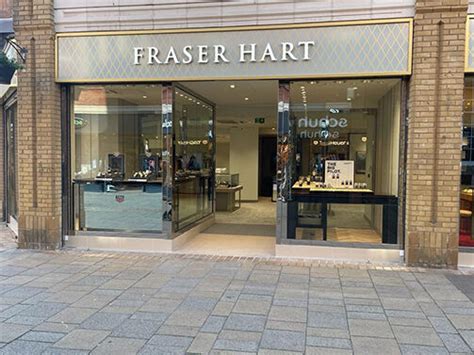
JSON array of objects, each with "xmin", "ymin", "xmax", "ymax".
[
  {"xmin": 216, "ymin": 141, "xmax": 230, "ymax": 171},
  {"xmin": 230, "ymin": 127, "xmax": 259, "ymax": 201}
]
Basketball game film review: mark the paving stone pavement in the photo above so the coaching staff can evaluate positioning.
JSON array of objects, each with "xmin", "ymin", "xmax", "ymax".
[{"xmin": 0, "ymin": 242, "xmax": 473, "ymax": 354}]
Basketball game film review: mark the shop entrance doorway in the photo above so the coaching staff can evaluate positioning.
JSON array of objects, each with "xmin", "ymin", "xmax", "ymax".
[{"xmin": 176, "ymin": 80, "xmax": 277, "ymax": 253}]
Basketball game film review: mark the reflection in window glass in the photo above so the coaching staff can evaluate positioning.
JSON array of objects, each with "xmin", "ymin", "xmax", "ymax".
[
  {"xmin": 174, "ymin": 87, "xmax": 214, "ymax": 231},
  {"xmin": 6, "ymin": 104, "xmax": 18, "ymax": 220},
  {"xmin": 71, "ymin": 85, "xmax": 163, "ymax": 232},
  {"xmin": 290, "ymin": 79, "xmax": 401, "ymax": 244},
  {"xmin": 461, "ymin": 77, "xmax": 474, "ymax": 247}
]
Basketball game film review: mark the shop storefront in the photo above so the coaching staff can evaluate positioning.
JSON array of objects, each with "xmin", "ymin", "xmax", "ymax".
[{"xmin": 56, "ymin": 19, "xmax": 413, "ymax": 258}]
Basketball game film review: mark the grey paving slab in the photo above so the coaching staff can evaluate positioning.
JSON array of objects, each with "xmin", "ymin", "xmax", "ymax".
[
  {"xmin": 91, "ymin": 336, "xmax": 146, "ymax": 355},
  {"xmin": 19, "ymin": 331, "xmax": 65, "ymax": 343},
  {"xmin": 269, "ymin": 306, "xmax": 307, "ymax": 323},
  {"xmin": 351, "ymin": 336, "xmax": 401, "ymax": 355},
  {"xmin": 446, "ymin": 313, "xmax": 474, "ymax": 330},
  {"xmin": 260, "ymin": 329, "xmax": 305, "ymax": 352},
  {"xmin": 111, "ymin": 318, "xmax": 162, "ymax": 339},
  {"xmin": 53, "ymin": 329, "xmax": 110, "ymax": 350},
  {"xmin": 0, "ymin": 340, "xmax": 50, "ymax": 355},
  {"xmin": 307, "ymin": 327, "xmax": 350, "ymax": 339},
  {"xmin": 439, "ymin": 333, "xmax": 472, "ymax": 353},
  {"xmin": 305, "ymin": 346, "xmax": 352, "ymax": 354},
  {"xmin": 459, "ymin": 330, "xmax": 474, "ymax": 350},
  {"xmin": 306, "ymin": 336, "xmax": 351, "ymax": 349},
  {"xmin": 428, "ymin": 316, "xmax": 458, "ymax": 334},
  {"xmin": 308, "ymin": 311, "xmax": 348, "ymax": 329},
  {"xmin": 49, "ymin": 307, "xmax": 97, "ymax": 324},
  {"xmin": 348, "ymin": 319, "xmax": 394, "ymax": 338},
  {"xmin": 399, "ymin": 344, "xmax": 449, "ymax": 355},
  {"xmin": 233, "ymin": 295, "xmax": 272, "ymax": 315},
  {"xmin": 164, "ymin": 309, "xmax": 209, "ymax": 327},
  {"xmin": 224, "ymin": 313, "xmax": 266, "ymax": 332},
  {"xmin": 33, "ymin": 322, "xmax": 77, "ymax": 334},
  {"xmin": 201, "ymin": 315, "xmax": 227, "ymax": 333},
  {"xmin": 187, "ymin": 332, "xmax": 218, "ymax": 354},
  {"xmin": 147, "ymin": 334, "xmax": 193, "ymax": 348},
  {"xmin": 80, "ymin": 312, "xmax": 129, "ymax": 331},
  {"xmin": 157, "ymin": 325, "xmax": 200, "ymax": 337},
  {"xmin": 392, "ymin": 325, "xmax": 444, "ymax": 347},
  {"xmin": 347, "ymin": 311, "xmax": 387, "ymax": 320},
  {"xmin": 266, "ymin": 320, "xmax": 306, "ymax": 332},
  {"xmin": 214, "ymin": 330, "xmax": 262, "ymax": 352},
  {"xmin": 5, "ymin": 315, "xmax": 45, "ymax": 326},
  {"xmin": 0, "ymin": 323, "xmax": 31, "ymax": 343}
]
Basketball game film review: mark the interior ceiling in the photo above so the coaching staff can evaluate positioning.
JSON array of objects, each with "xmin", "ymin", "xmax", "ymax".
[
  {"xmin": 76, "ymin": 85, "xmax": 162, "ymax": 107},
  {"xmin": 75, "ymin": 79, "xmax": 399, "ymax": 130},
  {"xmin": 290, "ymin": 79, "xmax": 399, "ymax": 107}
]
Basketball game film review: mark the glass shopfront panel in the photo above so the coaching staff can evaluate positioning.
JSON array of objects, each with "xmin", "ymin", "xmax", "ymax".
[
  {"xmin": 460, "ymin": 77, "xmax": 474, "ymax": 248},
  {"xmin": 287, "ymin": 79, "xmax": 401, "ymax": 244},
  {"xmin": 5, "ymin": 103, "xmax": 18, "ymax": 221},
  {"xmin": 173, "ymin": 87, "xmax": 214, "ymax": 231},
  {"xmin": 71, "ymin": 85, "xmax": 163, "ymax": 233}
]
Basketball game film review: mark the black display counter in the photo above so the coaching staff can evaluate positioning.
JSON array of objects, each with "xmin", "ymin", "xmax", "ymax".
[{"xmin": 288, "ymin": 189, "xmax": 398, "ymax": 244}]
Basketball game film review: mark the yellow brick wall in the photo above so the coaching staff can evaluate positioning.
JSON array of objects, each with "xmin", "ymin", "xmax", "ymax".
[
  {"xmin": 13, "ymin": 0, "xmax": 62, "ymax": 249},
  {"xmin": 405, "ymin": 0, "xmax": 468, "ymax": 267}
]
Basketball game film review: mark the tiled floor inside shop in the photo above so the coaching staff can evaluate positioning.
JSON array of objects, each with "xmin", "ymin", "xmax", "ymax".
[{"xmin": 0, "ymin": 227, "xmax": 473, "ymax": 355}]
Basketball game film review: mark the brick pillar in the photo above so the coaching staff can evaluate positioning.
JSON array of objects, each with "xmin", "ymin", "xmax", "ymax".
[
  {"xmin": 13, "ymin": 0, "xmax": 62, "ymax": 249},
  {"xmin": 406, "ymin": 0, "xmax": 467, "ymax": 267}
]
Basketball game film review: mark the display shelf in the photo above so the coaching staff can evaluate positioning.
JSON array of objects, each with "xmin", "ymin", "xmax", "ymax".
[{"xmin": 292, "ymin": 181, "xmax": 372, "ymax": 193}]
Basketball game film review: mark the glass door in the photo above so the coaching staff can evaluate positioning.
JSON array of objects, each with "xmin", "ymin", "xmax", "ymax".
[{"xmin": 173, "ymin": 85, "xmax": 215, "ymax": 231}]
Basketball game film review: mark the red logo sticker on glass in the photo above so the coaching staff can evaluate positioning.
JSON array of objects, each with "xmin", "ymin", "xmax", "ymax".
[{"xmin": 115, "ymin": 195, "xmax": 125, "ymax": 203}]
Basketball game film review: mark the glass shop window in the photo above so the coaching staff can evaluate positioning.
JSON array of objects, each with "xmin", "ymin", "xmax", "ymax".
[
  {"xmin": 71, "ymin": 85, "xmax": 163, "ymax": 233},
  {"xmin": 289, "ymin": 79, "xmax": 401, "ymax": 244},
  {"xmin": 460, "ymin": 77, "xmax": 474, "ymax": 248}
]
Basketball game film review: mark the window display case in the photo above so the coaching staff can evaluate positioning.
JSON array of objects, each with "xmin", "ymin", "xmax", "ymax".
[{"xmin": 216, "ymin": 173, "xmax": 239, "ymax": 187}]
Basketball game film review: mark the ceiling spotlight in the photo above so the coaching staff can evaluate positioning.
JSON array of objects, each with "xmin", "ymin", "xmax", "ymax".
[
  {"xmin": 244, "ymin": 97, "xmax": 249, "ymax": 101},
  {"xmin": 310, "ymin": 81, "xmax": 315, "ymax": 85},
  {"xmin": 142, "ymin": 95, "xmax": 147, "ymax": 99},
  {"xmin": 329, "ymin": 108, "xmax": 340, "ymax": 114},
  {"xmin": 230, "ymin": 84, "xmax": 235, "ymax": 89},
  {"xmin": 361, "ymin": 136, "xmax": 367, "ymax": 142}
]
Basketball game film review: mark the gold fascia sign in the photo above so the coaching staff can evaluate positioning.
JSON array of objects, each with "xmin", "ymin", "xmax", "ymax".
[
  {"xmin": 133, "ymin": 42, "xmax": 315, "ymax": 66},
  {"xmin": 56, "ymin": 19, "xmax": 412, "ymax": 83}
]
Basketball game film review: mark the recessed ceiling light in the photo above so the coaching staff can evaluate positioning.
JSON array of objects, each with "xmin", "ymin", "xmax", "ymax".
[
  {"xmin": 230, "ymin": 84, "xmax": 235, "ymax": 89},
  {"xmin": 347, "ymin": 98, "xmax": 351, "ymax": 101},
  {"xmin": 310, "ymin": 81, "xmax": 315, "ymax": 85},
  {"xmin": 142, "ymin": 95, "xmax": 147, "ymax": 99},
  {"xmin": 244, "ymin": 97, "xmax": 249, "ymax": 101}
]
